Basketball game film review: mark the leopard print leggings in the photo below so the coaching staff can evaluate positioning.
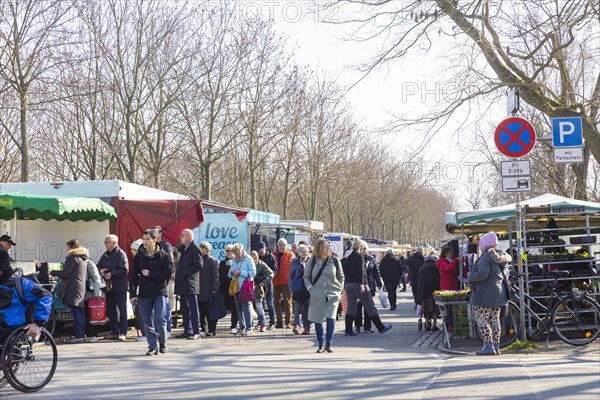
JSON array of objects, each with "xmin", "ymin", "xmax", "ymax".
[{"xmin": 472, "ymin": 306, "xmax": 501, "ymax": 343}]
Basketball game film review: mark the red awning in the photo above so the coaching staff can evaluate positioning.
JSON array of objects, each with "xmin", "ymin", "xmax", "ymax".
[{"xmin": 110, "ymin": 198, "xmax": 205, "ymax": 263}]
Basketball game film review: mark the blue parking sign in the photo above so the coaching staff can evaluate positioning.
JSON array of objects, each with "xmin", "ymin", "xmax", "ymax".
[{"xmin": 552, "ymin": 117, "xmax": 583, "ymax": 147}]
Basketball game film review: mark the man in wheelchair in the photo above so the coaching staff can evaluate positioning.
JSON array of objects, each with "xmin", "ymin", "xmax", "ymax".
[{"xmin": 0, "ymin": 242, "xmax": 53, "ymax": 342}]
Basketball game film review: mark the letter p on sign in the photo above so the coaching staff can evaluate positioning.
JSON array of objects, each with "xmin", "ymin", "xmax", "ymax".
[{"xmin": 552, "ymin": 117, "xmax": 583, "ymax": 147}]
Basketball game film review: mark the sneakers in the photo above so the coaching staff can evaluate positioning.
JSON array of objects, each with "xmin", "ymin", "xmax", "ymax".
[
  {"xmin": 292, "ymin": 326, "xmax": 300, "ymax": 335},
  {"xmin": 159, "ymin": 344, "xmax": 168, "ymax": 354},
  {"xmin": 85, "ymin": 336, "xmax": 99, "ymax": 343},
  {"xmin": 118, "ymin": 335, "xmax": 127, "ymax": 342},
  {"xmin": 379, "ymin": 324, "xmax": 393, "ymax": 334},
  {"xmin": 146, "ymin": 349, "xmax": 158, "ymax": 356},
  {"xmin": 285, "ymin": 324, "xmax": 292, "ymax": 329},
  {"xmin": 199, "ymin": 332, "xmax": 207, "ymax": 338},
  {"xmin": 345, "ymin": 331, "xmax": 358, "ymax": 336},
  {"xmin": 175, "ymin": 332, "xmax": 192, "ymax": 339},
  {"xmin": 301, "ymin": 328, "xmax": 310, "ymax": 335},
  {"xmin": 166, "ymin": 331, "xmax": 172, "ymax": 338},
  {"xmin": 231, "ymin": 328, "xmax": 239, "ymax": 335},
  {"xmin": 187, "ymin": 334, "xmax": 200, "ymax": 340},
  {"xmin": 68, "ymin": 337, "xmax": 84, "ymax": 344},
  {"xmin": 324, "ymin": 344, "xmax": 333, "ymax": 353},
  {"xmin": 267, "ymin": 324, "xmax": 275, "ymax": 330},
  {"xmin": 259, "ymin": 325, "xmax": 266, "ymax": 332},
  {"xmin": 244, "ymin": 329, "xmax": 254, "ymax": 335}
]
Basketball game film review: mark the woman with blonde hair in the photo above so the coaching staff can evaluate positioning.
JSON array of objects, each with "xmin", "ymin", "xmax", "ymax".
[
  {"xmin": 228, "ymin": 243, "xmax": 256, "ymax": 335},
  {"xmin": 304, "ymin": 239, "xmax": 344, "ymax": 353}
]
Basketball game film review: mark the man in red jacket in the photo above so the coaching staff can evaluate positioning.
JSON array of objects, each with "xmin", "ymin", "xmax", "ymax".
[{"xmin": 272, "ymin": 238, "xmax": 294, "ymax": 328}]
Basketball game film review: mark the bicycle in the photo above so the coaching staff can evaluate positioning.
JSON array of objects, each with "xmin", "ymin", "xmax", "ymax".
[
  {"xmin": 476, "ymin": 272, "xmax": 600, "ymax": 347},
  {"xmin": 0, "ymin": 325, "xmax": 58, "ymax": 392}
]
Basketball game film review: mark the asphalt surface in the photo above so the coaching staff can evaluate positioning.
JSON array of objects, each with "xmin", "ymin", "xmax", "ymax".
[{"xmin": 1, "ymin": 291, "xmax": 599, "ymax": 399}]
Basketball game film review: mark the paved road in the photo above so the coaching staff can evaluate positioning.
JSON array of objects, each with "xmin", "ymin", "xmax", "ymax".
[{"xmin": 2, "ymin": 292, "xmax": 599, "ymax": 399}]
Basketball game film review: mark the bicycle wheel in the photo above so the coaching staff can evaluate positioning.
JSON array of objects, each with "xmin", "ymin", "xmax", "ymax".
[
  {"xmin": 1, "ymin": 327, "xmax": 58, "ymax": 393},
  {"xmin": 552, "ymin": 297, "xmax": 600, "ymax": 346},
  {"xmin": 475, "ymin": 302, "xmax": 520, "ymax": 348}
]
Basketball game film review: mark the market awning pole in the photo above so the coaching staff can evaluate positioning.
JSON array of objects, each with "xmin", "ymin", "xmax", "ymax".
[{"xmin": 515, "ymin": 192, "xmax": 527, "ymax": 341}]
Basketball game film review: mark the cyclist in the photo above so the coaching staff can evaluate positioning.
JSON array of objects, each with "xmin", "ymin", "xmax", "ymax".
[{"xmin": 0, "ymin": 241, "xmax": 52, "ymax": 339}]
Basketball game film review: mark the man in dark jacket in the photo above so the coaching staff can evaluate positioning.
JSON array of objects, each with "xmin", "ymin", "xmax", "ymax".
[
  {"xmin": 198, "ymin": 241, "xmax": 219, "ymax": 336},
  {"xmin": 152, "ymin": 225, "xmax": 174, "ymax": 336},
  {"xmin": 257, "ymin": 242, "xmax": 277, "ymax": 329},
  {"xmin": 130, "ymin": 229, "xmax": 173, "ymax": 355},
  {"xmin": 97, "ymin": 234, "xmax": 129, "ymax": 341},
  {"xmin": 406, "ymin": 247, "xmax": 425, "ymax": 308},
  {"xmin": 379, "ymin": 250, "xmax": 402, "ymax": 310},
  {"xmin": 174, "ymin": 229, "xmax": 202, "ymax": 340}
]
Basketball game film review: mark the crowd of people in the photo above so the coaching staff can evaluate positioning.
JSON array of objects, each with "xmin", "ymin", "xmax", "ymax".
[
  {"xmin": 0, "ymin": 228, "xmax": 512, "ymax": 357},
  {"xmin": 39, "ymin": 230, "xmax": 402, "ymax": 355}
]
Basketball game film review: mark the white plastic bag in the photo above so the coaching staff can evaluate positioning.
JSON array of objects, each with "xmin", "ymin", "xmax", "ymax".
[
  {"xmin": 379, "ymin": 289, "xmax": 389, "ymax": 308},
  {"xmin": 416, "ymin": 304, "xmax": 422, "ymax": 317}
]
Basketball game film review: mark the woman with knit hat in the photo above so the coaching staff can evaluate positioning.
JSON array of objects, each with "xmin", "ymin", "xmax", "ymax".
[{"xmin": 468, "ymin": 232, "xmax": 512, "ymax": 355}]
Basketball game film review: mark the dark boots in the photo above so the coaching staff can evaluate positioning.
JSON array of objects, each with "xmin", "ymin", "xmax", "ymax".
[{"xmin": 345, "ymin": 315, "xmax": 357, "ymax": 336}]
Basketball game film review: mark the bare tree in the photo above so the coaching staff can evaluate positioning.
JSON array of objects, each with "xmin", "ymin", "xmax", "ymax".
[
  {"xmin": 334, "ymin": 0, "xmax": 600, "ymax": 199},
  {"xmin": 0, "ymin": 0, "xmax": 76, "ymax": 181}
]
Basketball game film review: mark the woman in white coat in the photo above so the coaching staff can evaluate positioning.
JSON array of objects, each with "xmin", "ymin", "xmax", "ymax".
[{"xmin": 304, "ymin": 239, "xmax": 344, "ymax": 353}]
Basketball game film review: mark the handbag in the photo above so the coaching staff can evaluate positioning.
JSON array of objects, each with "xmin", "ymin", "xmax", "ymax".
[
  {"xmin": 293, "ymin": 257, "xmax": 330, "ymax": 304},
  {"xmin": 500, "ymin": 267, "xmax": 515, "ymax": 300},
  {"xmin": 87, "ymin": 297, "xmax": 107, "ymax": 325},
  {"xmin": 228, "ymin": 278, "xmax": 239, "ymax": 296},
  {"xmin": 56, "ymin": 279, "xmax": 68, "ymax": 298},
  {"xmin": 208, "ymin": 293, "xmax": 227, "ymax": 320},
  {"xmin": 291, "ymin": 263, "xmax": 310, "ymax": 303},
  {"xmin": 238, "ymin": 279, "xmax": 255, "ymax": 303}
]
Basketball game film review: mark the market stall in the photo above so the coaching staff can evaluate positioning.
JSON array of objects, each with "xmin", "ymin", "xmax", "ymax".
[{"xmin": 443, "ymin": 193, "xmax": 600, "ymax": 346}]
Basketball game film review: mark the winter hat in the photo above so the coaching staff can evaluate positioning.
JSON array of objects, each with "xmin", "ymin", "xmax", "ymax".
[
  {"xmin": 131, "ymin": 239, "xmax": 143, "ymax": 251},
  {"xmin": 386, "ymin": 249, "xmax": 394, "ymax": 254},
  {"xmin": 479, "ymin": 232, "xmax": 498, "ymax": 252},
  {"xmin": 256, "ymin": 242, "xmax": 267, "ymax": 252}
]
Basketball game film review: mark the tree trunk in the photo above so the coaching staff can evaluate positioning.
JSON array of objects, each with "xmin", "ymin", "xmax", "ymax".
[
  {"xmin": 19, "ymin": 91, "xmax": 28, "ymax": 182},
  {"xmin": 203, "ymin": 161, "xmax": 212, "ymax": 201}
]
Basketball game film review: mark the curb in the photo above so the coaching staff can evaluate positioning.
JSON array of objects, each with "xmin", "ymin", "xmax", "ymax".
[{"xmin": 436, "ymin": 343, "xmax": 473, "ymax": 356}]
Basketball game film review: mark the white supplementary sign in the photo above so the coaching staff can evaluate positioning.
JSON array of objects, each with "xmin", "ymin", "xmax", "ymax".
[
  {"xmin": 502, "ymin": 176, "xmax": 532, "ymax": 193},
  {"xmin": 554, "ymin": 147, "xmax": 584, "ymax": 164},
  {"xmin": 501, "ymin": 160, "xmax": 530, "ymax": 177}
]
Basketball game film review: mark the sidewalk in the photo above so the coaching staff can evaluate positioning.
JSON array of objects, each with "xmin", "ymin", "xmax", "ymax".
[{"xmin": 395, "ymin": 286, "xmax": 600, "ymax": 357}]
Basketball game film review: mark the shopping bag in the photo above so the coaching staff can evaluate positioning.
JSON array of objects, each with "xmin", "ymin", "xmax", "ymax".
[
  {"xmin": 238, "ymin": 279, "xmax": 255, "ymax": 303},
  {"xmin": 208, "ymin": 293, "xmax": 227, "ymax": 321},
  {"xmin": 88, "ymin": 297, "xmax": 107, "ymax": 325},
  {"xmin": 229, "ymin": 278, "xmax": 239, "ymax": 296},
  {"xmin": 379, "ymin": 289, "xmax": 389, "ymax": 309}
]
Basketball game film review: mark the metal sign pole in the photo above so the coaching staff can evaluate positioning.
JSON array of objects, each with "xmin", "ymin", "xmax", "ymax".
[{"xmin": 515, "ymin": 192, "xmax": 527, "ymax": 341}]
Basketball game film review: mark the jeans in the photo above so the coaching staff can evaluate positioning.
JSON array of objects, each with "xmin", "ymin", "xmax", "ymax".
[
  {"xmin": 254, "ymin": 298, "xmax": 266, "ymax": 327},
  {"xmin": 106, "ymin": 291, "xmax": 128, "ymax": 336},
  {"xmin": 234, "ymin": 294, "xmax": 253, "ymax": 331},
  {"xmin": 263, "ymin": 282, "xmax": 275, "ymax": 326},
  {"xmin": 139, "ymin": 295, "xmax": 168, "ymax": 350},
  {"xmin": 166, "ymin": 286, "xmax": 172, "ymax": 333},
  {"xmin": 69, "ymin": 305, "xmax": 85, "ymax": 339},
  {"xmin": 313, "ymin": 318, "xmax": 335, "ymax": 346},
  {"xmin": 181, "ymin": 294, "xmax": 200, "ymax": 335},
  {"xmin": 292, "ymin": 300, "xmax": 310, "ymax": 329}
]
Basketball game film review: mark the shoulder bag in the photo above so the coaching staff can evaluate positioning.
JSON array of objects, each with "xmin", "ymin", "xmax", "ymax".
[{"xmin": 292, "ymin": 257, "xmax": 329, "ymax": 303}]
